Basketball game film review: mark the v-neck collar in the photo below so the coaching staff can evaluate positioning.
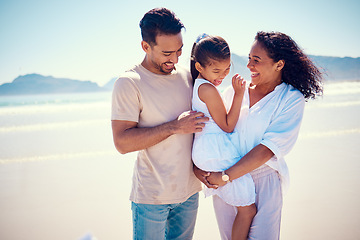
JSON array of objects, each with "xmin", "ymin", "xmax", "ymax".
[{"xmin": 247, "ymin": 82, "xmax": 286, "ymax": 110}]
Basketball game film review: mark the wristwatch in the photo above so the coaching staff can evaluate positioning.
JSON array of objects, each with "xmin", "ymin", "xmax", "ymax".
[{"xmin": 221, "ymin": 171, "xmax": 230, "ymax": 183}]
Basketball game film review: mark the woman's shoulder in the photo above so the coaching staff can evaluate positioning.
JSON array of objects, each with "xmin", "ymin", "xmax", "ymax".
[
  {"xmin": 277, "ymin": 83, "xmax": 305, "ymax": 109},
  {"xmin": 282, "ymin": 83, "xmax": 305, "ymax": 101}
]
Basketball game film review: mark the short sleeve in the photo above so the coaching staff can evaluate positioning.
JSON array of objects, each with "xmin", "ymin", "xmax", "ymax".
[
  {"xmin": 111, "ymin": 76, "xmax": 141, "ymax": 122},
  {"xmin": 260, "ymin": 91, "xmax": 305, "ymax": 159}
]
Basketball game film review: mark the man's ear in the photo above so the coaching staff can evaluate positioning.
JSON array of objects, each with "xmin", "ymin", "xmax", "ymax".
[
  {"xmin": 195, "ymin": 62, "xmax": 203, "ymax": 73},
  {"xmin": 141, "ymin": 41, "xmax": 151, "ymax": 53},
  {"xmin": 276, "ymin": 60, "xmax": 285, "ymax": 71}
]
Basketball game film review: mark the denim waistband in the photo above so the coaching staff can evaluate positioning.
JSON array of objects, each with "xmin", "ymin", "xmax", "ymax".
[{"xmin": 250, "ymin": 164, "xmax": 276, "ymax": 180}]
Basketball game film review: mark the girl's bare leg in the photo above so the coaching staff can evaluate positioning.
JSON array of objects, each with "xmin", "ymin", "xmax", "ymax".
[{"xmin": 232, "ymin": 203, "xmax": 256, "ymax": 240}]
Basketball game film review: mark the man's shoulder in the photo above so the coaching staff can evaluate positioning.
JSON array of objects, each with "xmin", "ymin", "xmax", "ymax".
[
  {"xmin": 115, "ymin": 65, "xmax": 142, "ymax": 84},
  {"xmin": 121, "ymin": 65, "xmax": 142, "ymax": 80},
  {"xmin": 173, "ymin": 65, "xmax": 192, "ymax": 86},
  {"xmin": 175, "ymin": 64, "xmax": 189, "ymax": 73},
  {"xmin": 175, "ymin": 65, "xmax": 191, "ymax": 76}
]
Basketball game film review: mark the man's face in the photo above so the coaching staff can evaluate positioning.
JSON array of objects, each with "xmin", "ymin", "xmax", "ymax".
[{"xmin": 142, "ymin": 33, "xmax": 183, "ymax": 75}]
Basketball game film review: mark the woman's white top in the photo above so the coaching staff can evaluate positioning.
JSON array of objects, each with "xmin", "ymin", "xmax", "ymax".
[
  {"xmin": 223, "ymin": 82, "xmax": 305, "ymax": 194},
  {"xmin": 192, "ymin": 79, "xmax": 255, "ymax": 206}
]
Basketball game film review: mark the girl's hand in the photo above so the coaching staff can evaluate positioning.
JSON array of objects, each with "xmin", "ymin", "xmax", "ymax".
[
  {"xmin": 206, "ymin": 171, "xmax": 227, "ymax": 187},
  {"xmin": 193, "ymin": 165, "xmax": 218, "ymax": 189},
  {"xmin": 232, "ymin": 74, "xmax": 246, "ymax": 97}
]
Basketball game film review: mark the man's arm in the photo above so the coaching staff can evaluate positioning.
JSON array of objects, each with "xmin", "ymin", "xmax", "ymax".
[{"xmin": 112, "ymin": 111, "xmax": 208, "ymax": 154}]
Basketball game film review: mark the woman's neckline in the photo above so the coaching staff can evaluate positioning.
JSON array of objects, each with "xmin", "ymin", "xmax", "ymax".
[{"xmin": 248, "ymin": 82, "xmax": 284, "ymax": 109}]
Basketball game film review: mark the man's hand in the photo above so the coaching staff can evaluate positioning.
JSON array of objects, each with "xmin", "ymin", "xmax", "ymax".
[
  {"xmin": 112, "ymin": 111, "xmax": 208, "ymax": 154},
  {"xmin": 193, "ymin": 165, "xmax": 218, "ymax": 189},
  {"xmin": 172, "ymin": 111, "xmax": 209, "ymax": 134}
]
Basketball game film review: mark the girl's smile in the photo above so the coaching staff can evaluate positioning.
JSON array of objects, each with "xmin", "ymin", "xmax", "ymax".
[{"xmin": 197, "ymin": 58, "xmax": 231, "ymax": 87}]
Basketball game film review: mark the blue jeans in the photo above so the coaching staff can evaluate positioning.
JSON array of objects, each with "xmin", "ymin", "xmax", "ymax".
[{"xmin": 131, "ymin": 193, "xmax": 199, "ymax": 240}]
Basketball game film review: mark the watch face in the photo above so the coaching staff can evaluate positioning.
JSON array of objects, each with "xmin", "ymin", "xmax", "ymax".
[{"xmin": 222, "ymin": 174, "xmax": 229, "ymax": 182}]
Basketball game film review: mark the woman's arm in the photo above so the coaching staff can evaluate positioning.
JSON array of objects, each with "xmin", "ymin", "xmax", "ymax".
[
  {"xmin": 199, "ymin": 74, "xmax": 245, "ymax": 133},
  {"xmin": 206, "ymin": 144, "xmax": 274, "ymax": 186},
  {"xmin": 206, "ymin": 87, "xmax": 305, "ymax": 186}
]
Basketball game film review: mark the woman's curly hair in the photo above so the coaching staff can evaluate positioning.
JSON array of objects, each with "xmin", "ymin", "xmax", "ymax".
[{"xmin": 255, "ymin": 31, "xmax": 323, "ymax": 99}]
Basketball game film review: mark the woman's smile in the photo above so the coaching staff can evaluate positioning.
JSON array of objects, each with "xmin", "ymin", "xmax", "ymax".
[{"xmin": 250, "ymin": 72, "xmax": 260, "ymax": 78}]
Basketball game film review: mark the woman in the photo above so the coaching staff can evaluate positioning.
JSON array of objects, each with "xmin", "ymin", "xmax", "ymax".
[{"xmin": 194, "ymin": 31, "xmax": 323, "ymax": 239}]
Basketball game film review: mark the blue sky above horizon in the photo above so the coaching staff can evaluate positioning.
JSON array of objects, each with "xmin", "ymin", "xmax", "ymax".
[{"xmin": 0, "ymin": 0, "xmax": 359, "ymax": 86}]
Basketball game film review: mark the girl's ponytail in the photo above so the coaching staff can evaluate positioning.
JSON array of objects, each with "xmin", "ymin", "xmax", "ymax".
[
  {"xmin": 190, "ymin": 33, "xmax": 210, "ymax": 83},
  {"xmin": 190, "ymin": 42, "xmax": 199, "ymax": 82}
]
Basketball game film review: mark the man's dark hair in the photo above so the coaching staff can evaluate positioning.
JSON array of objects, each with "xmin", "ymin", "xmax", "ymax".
[{"xmin": 139, "ymin": 8, "xmax": 184, "ymax": 46}]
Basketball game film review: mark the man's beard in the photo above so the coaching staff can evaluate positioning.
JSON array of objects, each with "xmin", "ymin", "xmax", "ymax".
[{"xmin": 152, "ymin": 60, "xmax": 175, "ymax": 74}]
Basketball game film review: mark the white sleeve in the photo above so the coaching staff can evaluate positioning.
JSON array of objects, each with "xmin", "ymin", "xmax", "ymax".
[{"xmin": 260, "ymin": 92, "xmax": 305, "ymax": 159}]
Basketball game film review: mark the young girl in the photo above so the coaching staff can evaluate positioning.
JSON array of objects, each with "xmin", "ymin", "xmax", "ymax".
[{"xmin": 191, "ymin": 34, "xmax": 256, "ymax": 240}]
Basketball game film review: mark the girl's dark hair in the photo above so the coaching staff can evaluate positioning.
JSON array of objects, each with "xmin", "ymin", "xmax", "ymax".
[
  {"xmin": 255, "ymin": 31, "xmax": 323, "ymax": 99},
  {"xmin": 139, "ymin": 8, "xmax": 184, "ymax": 46},
  {"xmin": 190, "ymin": 35, "xmax": 231, "ymax": 82}
]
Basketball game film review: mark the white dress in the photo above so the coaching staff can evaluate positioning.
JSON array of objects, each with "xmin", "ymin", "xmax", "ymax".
[{"xmin": 192, "ymin": 79, "xmax": 255, "ymax": 206}]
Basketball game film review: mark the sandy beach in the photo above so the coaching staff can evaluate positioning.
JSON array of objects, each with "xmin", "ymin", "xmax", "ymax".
[{"xmin": 0, "ymin": 81, "xmax": 359, "ymax": 240}]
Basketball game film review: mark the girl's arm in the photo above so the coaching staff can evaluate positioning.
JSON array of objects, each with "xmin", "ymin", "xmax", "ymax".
[{"xmin": 198, "ymin": 74, "xmax": 245, "ymax": 133}]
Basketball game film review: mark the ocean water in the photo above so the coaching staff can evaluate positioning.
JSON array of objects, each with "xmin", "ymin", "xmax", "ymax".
[
  {"xmin": 0, "ymin": 91, "xmax": 117, "ymax": 163},
  {"xmin": 0, "ymin": 82, "xmax": 359, "ymax": 240},
  {"xmin": 0, "ymin": 81, "xmax": 360, "ymax": 163}
]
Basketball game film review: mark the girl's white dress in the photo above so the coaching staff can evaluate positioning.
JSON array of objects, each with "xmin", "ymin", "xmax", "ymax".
[{"xmin": 192, "ymin": 79, "xmax": 255, "ymax": 206}]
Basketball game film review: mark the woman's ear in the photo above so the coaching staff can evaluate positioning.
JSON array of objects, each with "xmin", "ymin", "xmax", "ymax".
[
  {"xmin": 141, "ymin": 41, "xmax": 151, "ymax": 53},
  {"xmin": 276, "ymin": 60, "xmax": 285, "ymax": 71},
  {"xmin": 195, "ymin": 62, "xmax": 203, "ymax": 73}
]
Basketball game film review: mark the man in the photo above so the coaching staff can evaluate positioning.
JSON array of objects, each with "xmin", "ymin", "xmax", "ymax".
[{"xmin": 111, "ymin": 8, "xmax": 208, "ymax": 240}]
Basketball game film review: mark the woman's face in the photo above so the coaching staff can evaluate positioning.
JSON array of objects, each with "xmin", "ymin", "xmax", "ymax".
[{"xmin": 247, "ymin": 40, "xmax": 281, "ymax": 87}]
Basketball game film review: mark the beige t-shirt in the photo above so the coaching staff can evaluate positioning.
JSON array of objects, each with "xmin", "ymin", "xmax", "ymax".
[{"xmin": 111, "ymin": 64, "xmax": 202, "ymax": 204}]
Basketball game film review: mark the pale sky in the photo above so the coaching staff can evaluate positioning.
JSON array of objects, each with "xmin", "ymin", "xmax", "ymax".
[{"xmin": 0, "ymin": 0, "xmax": 359, "ymax": 86}]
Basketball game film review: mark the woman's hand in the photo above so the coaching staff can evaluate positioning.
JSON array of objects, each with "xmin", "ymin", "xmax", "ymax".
[
  {"xmin": 206, "ymin": 171, "xmax": 227, "ymax": 187},
  {"xmin": 193, "ymin": 165, "xmax": 218, "ymax": 189}
]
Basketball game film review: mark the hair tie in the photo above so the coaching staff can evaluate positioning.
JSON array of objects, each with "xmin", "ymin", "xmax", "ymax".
[{"xmin": 195, "ymin": 33, "xmax": 210, "ymax": 43}]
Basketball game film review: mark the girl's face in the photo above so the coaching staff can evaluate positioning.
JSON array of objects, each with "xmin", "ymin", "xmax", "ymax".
[
  {"xmin": 197, "ymin": 58, "xmax": 231, "ymax": 86},
  {"xmin": 247, "ymin": 40, "xmax": 282, "ymax": 87}
]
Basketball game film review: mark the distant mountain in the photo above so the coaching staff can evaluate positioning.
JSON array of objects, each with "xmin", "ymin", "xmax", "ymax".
[
  {"xmin": 310, "ymin": 56, "xmax": 360, "ymax": 81},
  {"xmin": 230, "ymin": 54, "xmax": 250, "ymax": 79},
  {"xmin": 103, "ymin": 77, "xmax": 117, "ymax": 91},
  {"xmin": 0, "ymin": 74, "xmax": 105, "ymax": 95},
  {"xmin": 1, "ymin": 54, "xmax": 359, "ymax": 96},
  {"xmin": 103, "ymin": 54, "xmax": 360, "ymax": 91},
  {"xmin": 229, "ymin": 54, "xmax": 360, "ymax": 82}
]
